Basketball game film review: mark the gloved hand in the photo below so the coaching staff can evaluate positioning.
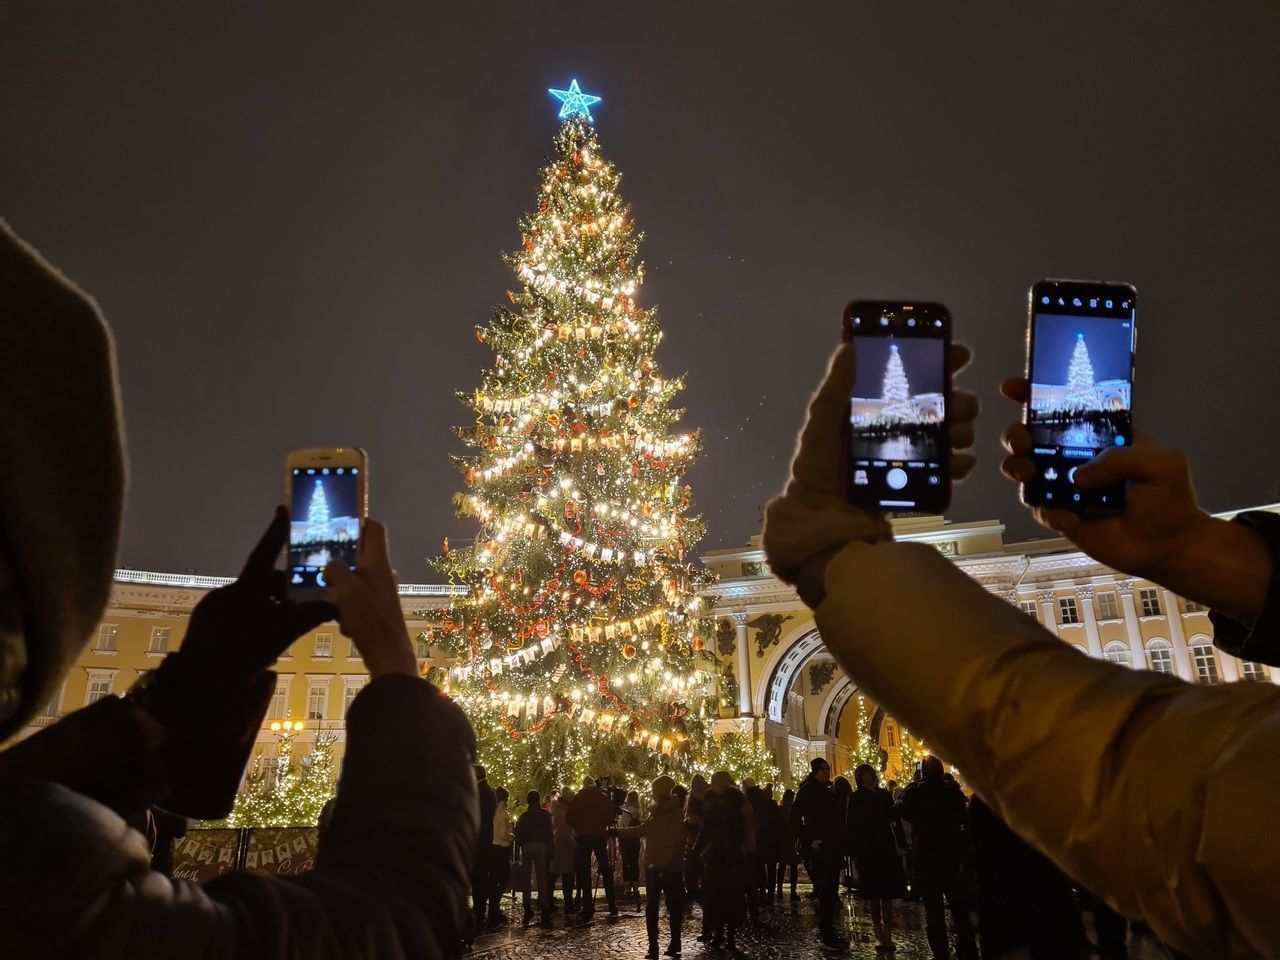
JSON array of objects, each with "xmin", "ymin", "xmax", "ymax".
[
  {"xmin": 131, "ymin": 507, "xmax": 336, "ymax": 817},
  {"xmin": 763, "ymin": 342, "xmax": 979, "ymax": 608}
]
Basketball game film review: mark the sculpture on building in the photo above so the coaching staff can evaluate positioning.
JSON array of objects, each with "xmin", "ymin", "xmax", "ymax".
[{"xmin": 749, "ymin": 613, "xmax": 793, "ymax": 659}]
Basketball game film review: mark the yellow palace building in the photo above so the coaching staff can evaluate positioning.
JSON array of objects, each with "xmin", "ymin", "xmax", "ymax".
[{"xmin": 22, "ymin": 504, "xmax": 1278, "ymax": 785}]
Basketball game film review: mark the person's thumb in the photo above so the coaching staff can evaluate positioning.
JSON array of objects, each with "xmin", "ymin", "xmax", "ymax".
[
  {"xmin": 790, "ymin": 344, "xmax": 857, "ymax": 493},
  {"xmin": 1074, "ymin": 444, "xmax": 1172, "ymax": 489}
]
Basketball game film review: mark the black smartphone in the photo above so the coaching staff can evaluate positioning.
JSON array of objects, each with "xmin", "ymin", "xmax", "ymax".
[
  {"xmin": 842, "ymin": 301, "xmax": 952, "ymax": 513},
  {"xmin": 285, "ymin": 447, "xmax": 368, "ymax": 597},
  {"xmin": 1023, "ymin": 280, "xmax": 1136, "ymax": 512}
]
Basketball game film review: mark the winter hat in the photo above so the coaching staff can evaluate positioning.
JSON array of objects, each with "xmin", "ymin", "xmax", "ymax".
[{"xmin": 0, "ymin": 222, "xmax": 126, "ymax": 743}]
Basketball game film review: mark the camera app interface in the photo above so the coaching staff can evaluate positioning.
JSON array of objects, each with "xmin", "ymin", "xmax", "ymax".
[
  {"xmin": 1026, "ymin": 288, "xmax": 1134, "ymax": 509},
  {"xmin": 848, "ymin": 307, "xmax": 947, "ymax": 509},
  {"xmin": 289, "ymin": 466, "xmax": 361, "ymax": 589}
]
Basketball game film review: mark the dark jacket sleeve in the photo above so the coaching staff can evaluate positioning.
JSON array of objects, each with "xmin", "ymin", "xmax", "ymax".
[
  {"xmin": 0, "ymin": 696, "xmax": 167, "ymax": 820},
  {"xmin": 1209, "ymin": 511, "xmax": 1280, "ymax": 667},
  {"xmin": 0, "ymin": 673, "xmax": 478, "ymax": 960}
]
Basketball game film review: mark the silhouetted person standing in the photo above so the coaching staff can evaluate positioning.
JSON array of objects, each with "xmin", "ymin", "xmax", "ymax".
[
  {"xmin": 791, "ymin": 758, "xmax": 847, "ymax": 951},
  {"xmin": 567, "ymin": 776, "xmax": 618, "ymax": 918},
  {"xmin": 896, "ymin": 756, "xmax": 977, "ymax": 960},
  {"xmin": 471, "ymin": 765, "xmax": 498, "ymax": 937}
]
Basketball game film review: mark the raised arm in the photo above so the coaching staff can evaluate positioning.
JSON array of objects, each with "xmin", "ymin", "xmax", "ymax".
[{"xmin": 765, "ymin": 344, "xmax": 1280, "ymax": 958}]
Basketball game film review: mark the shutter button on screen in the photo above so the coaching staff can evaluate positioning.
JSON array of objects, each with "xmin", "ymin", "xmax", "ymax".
[{"xmin": 887, "ymin": 468, "xmax": 908, "ymax": 490}]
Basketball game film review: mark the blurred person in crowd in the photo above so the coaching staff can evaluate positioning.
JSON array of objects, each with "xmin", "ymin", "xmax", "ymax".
[
  {"xmin": 549, "ymin": 788, "xmax": 578, "ymax": 912},
  {"xmin": 897, "ymin": 756, "xmax": 978, "ymax": 960},
  {"xmin": 515, "ymin": 790, "xmax": 554, "ymax": 927},
  {"xmin": 567, "ymin": 776, "xmax": 619, "ymax": 918},
  {"xmin": 612, "ymin": 775, "xmax": 687, "ymax": 959},
  {"xmin": 791, "ymin": 758, "xmax": 847, "ymax": 951},
  {"xmin": 618, "ymin": 789, "xmax": 644, "ymax": 901},
  {"xmin": 776, "ymin": 788, "xmax": 802, "ymax": 907},
  {"xmin": 694, "ymin": 772, "xmax": 748, "ymax": 953},
  {"xmin": 848, "ymin": 764, "xmax": 907, "ymax": 954},
  {"xmin": 489, "ymin": 785, "xmax": 514, "ymax": 926}
]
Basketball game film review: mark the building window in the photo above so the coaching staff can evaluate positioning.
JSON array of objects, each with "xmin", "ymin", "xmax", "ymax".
[
  {"xmin": 1102, "ymin": 642, "xmax": 1131, "ymax": 669},
  {"xmin": 85, "ymin": 673, "xmax": 114, "ymax": 705},
  {"xmin": 1146, "ymin": 640, "xmax": 1174, "ymax": 675},
  {"xmin": 314, "ymin": 633, "xmax": 333, "ymax": 659},
  {"xmin": 1184, "ymin": 600, "xmax": 1208, "ymax": 614},
  {"xmin": 1057, "ymin": 597, "xmax": 1080, "ymax": 625},
  {"xmin": 148, "ymin": 626, "xmax": 171, "ymax": 654},
  {"xmin": 39, "ymin": 684, "xmax": 63, "ymax": 718},
  {"xmin": 343, "ymin": 678, "xmax": 368, "ymax": 718},
  {"xmin": 1191, "ymin": 644, "xmax": 1220, "ymax": 685},
  {"xmin": 885, "ymin": 722, "xmax": 897, "ymax": 748},
  {"xmin": 1097, "ymin": 592, "xmax": 1120, "ymax": 621},
  {"xmin": 1018, "ymin": 600, "xmax": 1039, "ymax": 622},
  {"xmin": 1241, "ymin": 661, "xmax": 1271, "ymax": 682},
  {"xmin": 347, "ymin": 638, "xmax": 361, "ymax": 659},
  {"xmin": 96, "ymin": 624, "xmax": 119, "ymax": 652},
  {"xmin": 267, "ymin": 680, "xmax": 291, "ymax": 720},
  {"xmin": 306, "ymin": 680, "xmax": 329, "ymax": 720},
  {"xmin": 415, "ymin": 636, "xmax": 432, "ymax": 659},
  {"xmin": 1139, "ymin": 588, "xmax": 1162, "ymax": 618}
]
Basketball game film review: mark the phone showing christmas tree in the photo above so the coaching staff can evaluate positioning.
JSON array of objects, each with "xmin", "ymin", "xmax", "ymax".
[
  {"xmin": 285, "ymin": 447, "xmax": 367, "ymax": 596},
  {"xmin": 1023, "ymin": 280, "xmax": 1136, "ymax": 513},
  {"xmin": 843, "ymin": 301, "xmax": 951, "ymax": 513}
]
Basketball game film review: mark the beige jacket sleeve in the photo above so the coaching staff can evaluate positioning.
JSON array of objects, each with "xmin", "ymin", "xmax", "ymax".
[{"xmin": 817, "ymin": 539, "xmax": 1280, "ymax": 960}]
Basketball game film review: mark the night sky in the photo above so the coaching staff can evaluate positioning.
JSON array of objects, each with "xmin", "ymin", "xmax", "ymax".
[{"xmin": 3, "ymin": 3, "xmax": 1279, "ymax": 578}]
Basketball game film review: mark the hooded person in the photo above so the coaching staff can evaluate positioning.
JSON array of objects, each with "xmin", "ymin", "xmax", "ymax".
[
  {"xmin": 0, "ymin": 222, "xmax": 478, "ymax": 959},
  {"xmin": 611, "ymin": 776, "xmax": 686, "ymax": 959}
]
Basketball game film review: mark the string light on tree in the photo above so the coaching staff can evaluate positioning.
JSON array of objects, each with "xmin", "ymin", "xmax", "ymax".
[{"xmin": 431, "ymin": 82, "xmax": 775, "ymax": 795}]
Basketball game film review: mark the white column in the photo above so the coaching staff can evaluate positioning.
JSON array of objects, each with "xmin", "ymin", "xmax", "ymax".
[
  {"xmin": 1038, "ymin": 589, "xmax": 1059, "ymax": 638},
  {"xmin": 1161, "ymin": 588, "xmax": 1193, "ymax": 680},
  {"xmin": 1116, "ymin": 581, "xmax": 1147, "ymax": 668},
  {"xmin": 1218, "ymin": 651, "xmax": 1240, "ymax": 683},
  {"xmin": 734, "ymin": 612, "xmax": 753, "ymax": 716},
  {"xmin": 1077, "ymin": 586, "xmax": 1103, "ymax": 659}
]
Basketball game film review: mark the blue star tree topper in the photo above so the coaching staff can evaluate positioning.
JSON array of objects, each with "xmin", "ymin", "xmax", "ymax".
[{"xmin": 548, "ymin": 79, "xmax": 602, "ymax": 121}]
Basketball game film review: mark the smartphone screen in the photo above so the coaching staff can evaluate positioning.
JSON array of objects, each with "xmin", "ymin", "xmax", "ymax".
[
  {"xmin": 844, "ymin": 301, "xmax": 951, "ymax": 513},
  {"xmin": 1024, "ymin": 280, "xmax": 1135, "ymax": 512},
  {"xmin": 288, "ymin": 464, "xmax": 363, "ymax": 590}
]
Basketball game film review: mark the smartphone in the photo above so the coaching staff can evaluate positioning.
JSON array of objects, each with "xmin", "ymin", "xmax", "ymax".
[
  {"xmin": 285, "ymin": 448, "xmax": 368, "ymax": 595},
  {"xmin": 1023, "ymin": 280, "xmax": 1136, "ymax": 513},
  {"xmin": 842, "ymin": 301, "xmax": 952, "ymax": 513}
]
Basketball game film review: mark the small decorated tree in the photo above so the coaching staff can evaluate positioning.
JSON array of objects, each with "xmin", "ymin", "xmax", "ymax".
[{"xmin": 221, "ymin": 728, "xmax": 337, "ymax": 828}]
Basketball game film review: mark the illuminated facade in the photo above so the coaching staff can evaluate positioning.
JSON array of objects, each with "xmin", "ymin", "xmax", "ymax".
[{"xmin": 19, "ymin": 504, "xmax": 1278, "ymax": 786}]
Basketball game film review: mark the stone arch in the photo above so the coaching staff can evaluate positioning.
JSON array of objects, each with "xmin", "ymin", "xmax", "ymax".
[
  {"xmin": 756, "ymin": 625, "xmax": 825, "ymax": 723},
  {"xmin": 817, "ymin": 674, "xmax": 858, "ymax": 736}
]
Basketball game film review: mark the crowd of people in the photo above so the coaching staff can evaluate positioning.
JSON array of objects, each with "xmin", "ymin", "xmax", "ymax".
[
  {"xmin": 1, "ymin": 214, "xmax": 1279, "ymax": 960},
  {"xmin": 458, "ymin": 753, "xmax": 1161, "ymax": 959}
]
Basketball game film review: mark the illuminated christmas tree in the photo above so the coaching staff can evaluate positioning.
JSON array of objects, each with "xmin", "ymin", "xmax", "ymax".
[
  {"xmin": 218, "ymin": 726, "xmax": 336, "ymax": 828},
  {"xmin": 880, "ymin": 343, "xmax": 916, "ymax": 422},
  {"xmin": 1061, "ymin": 332, "xmax": 1099, "ymax": 411},
  {"xmin": 846, "ymin": 694, "xmax": 884, "ymax": 771},
  {"xmin": 306, "ymin": 477, "xmax": 330, "ymax": 540},
  {"xmin": 431, "ymin": 82, "xmax": 774, "ymax": 795}
]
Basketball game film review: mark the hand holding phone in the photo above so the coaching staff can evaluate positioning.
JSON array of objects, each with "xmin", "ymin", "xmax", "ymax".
[
  {"xmin": 1020, "ymin": 280, "xmax": 1135, "ymax": 513},
  {"xmin": 323, "ymin": 520, "xmax": 418, "ymax": 679}
]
